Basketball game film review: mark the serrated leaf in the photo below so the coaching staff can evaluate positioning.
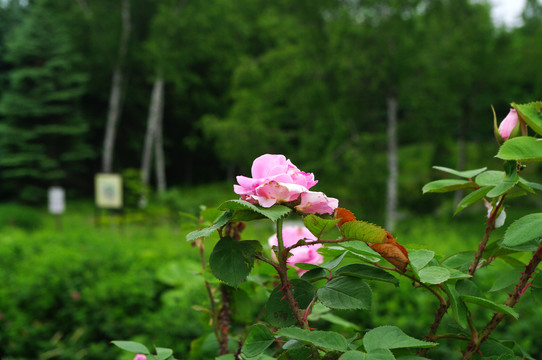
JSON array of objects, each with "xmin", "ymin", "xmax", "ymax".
[
  {"xmin": 514, "ymin": 101, "xmax": 542, "ymax": 136},
  {"xmin": 111, "ymin": 341, "xmax": 150, "ymax": 354},
  {"xmin": 363, "ymin": 326, "xmax": 437, "ymax": 352},
  {"xmin": 265, "ymin": 279, "xmax": 315, "ymax": 327},
  {"xmin": 486, "ymin": 161, "xmax": 519, "ymax": 198},
  {"xmin": 443, "ymin": 283, "xmax": 468, "ymax": 329},
  {"xmin": 408, "ymin": 250, "xmax": 435, "ymax": 271},
  {"xmin": 422, "ymin": 179, "xmax": 476, "ymax": 194},
  {"xmin": 186, "ymin": 211, "xmax": 233, "ymax": 242},
  {"xmin": 497, "ymin": 136, "xmax": 542, "ymax": 162},
  {"xmin": 476, "ymin": 171, "xmax": 505, "ymax": 186},
  {"xmin": 433, "ymin": 166, "xmax": 487, "ymax": 179},
  {"xmin": 334, "ymin": 263, "xmax": 399, "ymax": 286},
  {"xmin": 303, "ymin": 214, "xmax": 339, "ymax": 238},
  {"xmin": 489, "ymin": 270, "xmax": 521, "ymax": 292},
  {"xmin": 340, "ymin": 221, "xmax": 387, "ymax": 243},
  {"xmin": 242, "ymin": 324, "xmax": 275, "ymax": 358},
  {"xmin": 219, "ymin": 200, "xmax": 292, "ymax": 221},
  {"xmin": 366, "ymin": 349, "xmax": 396, "ymax": 360},
  {"xmin": 275, "ymin": 327, "xmax": 348, "ymax": 352},
  {"xmin": 209, "ymin": 237, "xmax": 262, "ymax": 287},
  {"xmin": 519, "ymin": 177, "xmax": 542, "ymax": 191},
  {"xmin": 455, "ymin": 187, "xmax": 492, "ymax": 215},
  {"xmin": 460, "ymin": 295, "xmax": 519, "ymax": 319},
  {"xmin": 338, "ymin": 241, "xmax": 382, "ymax": 262},
  {"xmin": 341, "ymin": 351, "xmax": 368, "ymax": 360},
  {"xmin": 156, "ymin": 348, "xmax": 173, "ymax": 360},
  {"xmin": 442, "ymin": 252, "xmax": 474, "ymax": 270},
  {"xmin": 446, "ymin": 268, "xmax": 471, "ymax": 280},
  {"xmin": 317, "ymin": 276, "xmax": 372, "ymax": 310},
  {"xmin": 502, "ymin": 213, "xmax": 542, "ymax": 248},
  {"xmin": 300, "ymin": 267, "xmax": 327, "ymax": 281},
  {"xmin": 418, "ymin": 266, "xmax": 450, "ymax": 284},
  {"xmin": 319, "ymin": 252, "xmax": 347, "ymax": 270}
]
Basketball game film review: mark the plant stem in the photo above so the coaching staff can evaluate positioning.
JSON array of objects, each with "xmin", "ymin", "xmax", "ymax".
[
  {"xmin": 275, "ymin": 218, "xmax": 306, "ymax": 327},
  {"xmin": 468, "ymin": 195, "xmax": 505, "ymax": 276},
  {"xmin": 461, "ymin": 244, "xmax": 542, "ymax": 359},
  {"xmin": 196, "ymin": 237, "xmax": 219, "ymax": 340}
]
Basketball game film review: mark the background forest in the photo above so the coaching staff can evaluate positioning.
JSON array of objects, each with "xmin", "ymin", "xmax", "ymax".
[
  {"xmin": 1, "ymin": 0, "xmax": 541, "ymax": 224},
  {"xmin": 2, "ymin": 1, "xmax": 542, "ymax": 359}
]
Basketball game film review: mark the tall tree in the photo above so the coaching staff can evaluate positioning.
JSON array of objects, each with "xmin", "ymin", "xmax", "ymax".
[
  {"xmin": 0, "ymin": 0, "xmax": 91, "ymax": 202},
  {"xmin": 102, "ymin": 0, "xmax": 131, "ymax": 173}
]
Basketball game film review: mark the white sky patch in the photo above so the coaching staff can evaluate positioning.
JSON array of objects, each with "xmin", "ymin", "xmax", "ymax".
[{"xmin": 487, "ymin": 0, "xmax": 526, "ymax": 27}]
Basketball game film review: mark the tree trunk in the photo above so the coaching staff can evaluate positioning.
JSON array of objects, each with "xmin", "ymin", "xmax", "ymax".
[
  {"xmin": 154, "ymin": 80, "xmax": 166, "ymax": 193},
  {"xmin": 141, "ymin": 77, "xmax": 164, "ymax": 188},
  {"xmin": 101, "ymin": 0, "xmax": 131, "ymax": 173},
  {"xmin": 386, "ymin": 95, "xmax": 398, "ymax": 232}
]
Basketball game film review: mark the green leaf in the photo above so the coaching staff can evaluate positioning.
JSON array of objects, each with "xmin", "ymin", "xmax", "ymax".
[
  {"xmin": 366, "ymin": 349, "xmax": 396, "ymax": 360},
  {"xmin": 334, "ymin": 263, "xmax": 399, "ymax": 286},
  {"xmin": 209, "ymin": 237, "xmax": 262, "ymax": 287},
  {"xmin": 489, "ymin": 270, "xmax": 521, "ymax": 292},
  {"xmin": 186, "ymin": 211, "xmax": 233, "ymax": 242},
  {"xmin": 303, "ymin": 214, "xmax": 339, "ymax": 238},
  {"xmin": 433, "ymin": 166, "xmax": 487, "ymax": 179},
  {"xmin": 319, "ymin": 252, "xmax": 347, "ymax": 270},
  {"xmin": 265, "ymin": 279, "xmax": 316, "ymax": 327},
  {"xmin": 156, "ymin": 348, "xmax": 173, "ymax": 360},
  {"xmin": 443, "ymin": 283, "xmax": 468, "ymax": 329},
  {"xmin": 340, "ymin": 221, "xmax": 387, "ymax": 243},
  {"xmin": 422, "ymin": 179, "xmax": 476, "ymax": 194},
  {"xmin": 502, "ymin": 213, "xmax": 542, "ymax": 248},
  {"xmin": 242, "ymin": 324, "xmax": 275, "ymax": 358},
  {"xmin": 418, "ymin": 266, "xmax": 450, "ymax": 284},
  {"xmin": 317, "ymin": 276, "xmax": 372, "ymax": 310},
  {"xmin": 341, "ymin": 351, "xmax": 368, "ymax": 360},
  {"xmin": 460, "ymin": 295, "xmax": 519, "ymax": 319},
  {"xmin": 476, "ymin": 171, "xmax": 505, "ymax": 186},
  {"xmin": 408, "ymin": 250, "xmax": 434, "ymax": 271},
  {"xmin": 300, "ymin": 267, "xmax": 327, "ymax": 281},
  {"xmin": 442, "ymin": 252, "xmax": 474, "ymax": 270},
  {"xmin": 497, "ymin": 136, "xmax": 542, "ymax": 162},
  {"xmin": 219, "ymin": 200, "xmax": 292, "ymax": 222},
  {"xmin": 446, "ymin": 268, "xmax": 471, "ymax": 280},
  {"xmin": 275, "ymin": 327, "xmax": 348, "ymax": 352},
  {"xmin": 514, "ymin": 101, "xmax": 542, "ymax": 136},
  {"xmin": 111, "ymin": 341, "xmax": 150, "ymax": 355},
  {"xmin": 362, "ymin": 326, "xmax": 437, "ymax": 352},
  {"xmin": 454, "ymin": 187, "xmax": 492, "ymax": 215},
  {"xmin": 486, "ymin": 161, "xmax": 519, "ymax": 198},
  {"xmin": 519, "ymin": 177, "xmax": 542, "ymax": 191},
  {"xmin": 338, "ymin": 241, "xmax": 382, "ymax": 262}
]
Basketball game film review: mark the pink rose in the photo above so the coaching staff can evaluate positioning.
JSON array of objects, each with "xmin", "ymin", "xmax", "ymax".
[
  {"xmin": 295, "ymin": 191, "xmax": 339, "ymax": 215},
  {"xmin": 133, "ymin": 355, "xmax": 147, "ymax": 360},
  {"xmin": 268, "ymin": 225, "xmax": 323, "ymax": 274},
  {"xmin": 234, "ymin": 154, "xmax": 318, "ymax": 207},
  {"xmin": 498, "ymin": 109, "xmax": 519, "ymax": 140}
]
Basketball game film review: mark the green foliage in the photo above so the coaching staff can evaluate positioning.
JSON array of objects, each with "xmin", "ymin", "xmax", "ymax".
[
  {"xmin": 209, "ymin": 236, "xmax": 262, "ymax": 287},
  {"xmin": 362, "ymin": 326, "xmax": 437, "ymax": 352},
  {"xmin": 275, "ymin": 327, "xmax": 348, "ymax": 352},
  {"xmin": 339, "ymin": 221, "xmax": 387, "ymax": 243},
  {"xmin": 497, "ymin": 136, "xmax": 542, "ymax": 162},
  {"xmin": 0, "ymin": 0, "xmax": 91, "ymax": 202},
  {"xmin": 317, "ymin": 276, "xmax": 372, "ymax": 310},
  {"xmin": 502, "ymin": 213, "xmax": 542, "ymax": 248}
]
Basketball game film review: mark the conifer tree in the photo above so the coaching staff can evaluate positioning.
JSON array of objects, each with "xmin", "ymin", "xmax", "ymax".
[{"xmin": 0, "ymin": 0, "xmax": 91, "ymax": 202}]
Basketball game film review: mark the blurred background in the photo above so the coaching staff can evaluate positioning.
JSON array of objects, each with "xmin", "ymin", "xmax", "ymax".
[{"xmin": 1, "ymin": 0, "xmax": 542, "ymax": 359}]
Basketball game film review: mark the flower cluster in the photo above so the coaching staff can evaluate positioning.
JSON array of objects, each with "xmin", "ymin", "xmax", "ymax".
[
  {"xmin": 268, "ymin": 225, "xmax": 323, "ymax": 274},
  {"xmin": 234, "ymin": 154, "xmax": 338, "ymax": 214}
]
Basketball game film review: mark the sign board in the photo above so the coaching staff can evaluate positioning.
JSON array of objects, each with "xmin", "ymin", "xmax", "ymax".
[
  {"xmin": 48, "ymin": 186, "xmax": 65, "ymax": 214},
  {"xmin": 95, "ymin": 173, "xmax": 123, "ymax": 209}
]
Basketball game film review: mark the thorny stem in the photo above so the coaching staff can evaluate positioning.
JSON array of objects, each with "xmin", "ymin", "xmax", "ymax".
[
  {"xmin": 468, "ymin": 195, "xmax": 506, "ymax": 276},
  {"xmin": 218, "ymin": 284, "xmax": 232, "ymax": 355},
  {"xmin": 196, "ymin": 237, "xmax": 219, "ymax": 340},
  {"xmin": 275, "ymin": 218, "xmax": 307, "ymax": 328},
  {"xmin": 461, "ymin": 244, "xmax": 542, "ymax": 360},
  {"xmin": 418, "ymin": 195, "xmax": 506, "ymax": 357}
]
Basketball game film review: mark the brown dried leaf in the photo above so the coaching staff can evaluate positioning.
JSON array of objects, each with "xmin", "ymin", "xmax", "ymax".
[
  {"xmin": 370, "ymin": 238, "xmax": 410, "ymax": 273},
  {"xmin": 334, "ymin": 207, "xmax": 357, "ymax": 227}
]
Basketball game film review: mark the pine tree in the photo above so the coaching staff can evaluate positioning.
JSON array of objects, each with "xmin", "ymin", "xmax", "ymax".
[{"xmin": 0, "ymin": 0, "xmax": 91, "ymax": 202}]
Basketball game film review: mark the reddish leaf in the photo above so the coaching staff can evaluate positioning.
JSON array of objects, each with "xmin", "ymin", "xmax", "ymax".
[
  {"xmin": 334, "ymin": 208, "xmax": 357, "ymax": 227},
  {"xmin": 370, "ymin": 232, "xmax": 409, "ymax": 272}
]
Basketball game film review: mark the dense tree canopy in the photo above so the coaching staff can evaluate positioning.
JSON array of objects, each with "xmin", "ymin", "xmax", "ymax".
[{"xmin": 0, "ymin": 0, "xmax": 541, "ymax": 220}]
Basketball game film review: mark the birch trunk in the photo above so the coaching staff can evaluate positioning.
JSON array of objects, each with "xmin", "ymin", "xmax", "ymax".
[
  {"xmin": 154, "ymin": 80, "xmax": 166, "ymax": 193},
  {"xmin": 386, "ymin": 95, "xmax": 398, "ymax": 232},
  {"xmin": 101, "ymin": 0, "xmax": 131, "ymax": 173},
  {"xmin": 141, "ymin": 77, "xmax": 164, "ymax": 187}
]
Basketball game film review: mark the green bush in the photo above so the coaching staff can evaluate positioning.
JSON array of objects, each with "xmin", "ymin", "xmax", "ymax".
[{"xmin": 0, "ymin": 203, "xmax": 44, "ymax": 231}]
